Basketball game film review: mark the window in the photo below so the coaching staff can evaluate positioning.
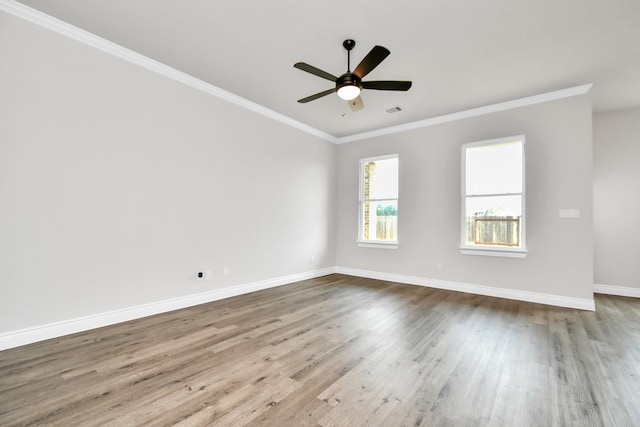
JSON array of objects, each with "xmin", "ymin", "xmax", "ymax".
[
  {"xmin": 358, "ymin": 154, "xmax": 399, "ymax": 248},
  {"xmin": 461, "ymin": 136, "xmax": 526, "ymax": 257}
]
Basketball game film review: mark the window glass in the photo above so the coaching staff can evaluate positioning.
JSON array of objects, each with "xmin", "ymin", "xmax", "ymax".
[
  {"xmin": 359, "ymin": 155, "xmax": 398, "ymax": 244},
  {"xmin": 462, "ymin": 137, "xmax": 525, "ymax": 252}
]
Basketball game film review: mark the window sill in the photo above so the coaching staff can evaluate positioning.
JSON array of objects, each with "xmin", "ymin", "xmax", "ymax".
[
  {"xmin": 459, "ymin": 246, "xmax": 527, "ymax": 258},
  {"xmin": 357, "ymin": 241, "xmax": 399, "ymax": 249}
]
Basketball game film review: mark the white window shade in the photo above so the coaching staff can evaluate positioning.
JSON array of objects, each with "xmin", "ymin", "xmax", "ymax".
[{"xmin": 465, "ymin": 141, "xmax": 523, "ymax": 195}]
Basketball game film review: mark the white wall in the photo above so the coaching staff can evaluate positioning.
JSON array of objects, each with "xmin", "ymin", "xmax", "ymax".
[
  {"xmin": 0, "ymin": 12, "xmax": 337, "ymax": 334},
  {"xmin": 593, "ymin": 108, "xmax": 640, "ymax": 290},
  {"xmin": 336, "ymin": 95, "xmax": 594, "ymax": 302}
]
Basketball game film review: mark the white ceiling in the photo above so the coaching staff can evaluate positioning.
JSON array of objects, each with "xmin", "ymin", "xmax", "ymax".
[{"xmin": 13, "ymin": 0, "xmax": 640, "ymax": 138}]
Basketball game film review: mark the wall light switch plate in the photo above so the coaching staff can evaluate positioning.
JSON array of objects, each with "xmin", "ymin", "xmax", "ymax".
[{"xmin": 559, "ymin": 209, "xmax": 580, "ymax": 219}]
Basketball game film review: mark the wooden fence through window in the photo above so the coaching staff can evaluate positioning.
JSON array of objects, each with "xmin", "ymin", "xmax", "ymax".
[{"xmin": 471, "ymin": 217, "xmax": 520, "ymax": 246}]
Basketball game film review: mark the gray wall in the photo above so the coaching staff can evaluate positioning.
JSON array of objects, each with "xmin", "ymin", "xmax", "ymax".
[
  {"xmin": 593, "ymin": 108, "xmax": 640, "ymax": 289},
  {"xmin": 0, "ymin": 12, "xmax": 337, "ymax": 333},
  {"xmin": 0, "ymin": 8, "xmax": 607, "ymax": 337},
  {"xmin": 336, "ymin": 95, "xmax": 594, "ymax": 301}
]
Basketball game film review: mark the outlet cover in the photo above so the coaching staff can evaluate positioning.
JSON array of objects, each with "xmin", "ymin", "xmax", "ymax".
[{"xmin": 559, "ymin": 209, "xmax": 580, "ymax": 219}]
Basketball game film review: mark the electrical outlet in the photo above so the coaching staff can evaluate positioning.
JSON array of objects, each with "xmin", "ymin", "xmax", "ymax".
[
  {"xmin": 310, "ymin": 255, "xmax": 314, "ymax": 263},
  {"xmin": 197, "ymin": 271, "xmax": 204, "ymax": 281},
  {"xmin": 205, "ymin": 270, "xmax": 212, "ymax": 280},
  {"xmin": 222, "ymin": 267, "xmax": 229, "ymax": 277},
  {"xmin": 436, "ymin": 263, "xmax": 443, "ymax": 271}
]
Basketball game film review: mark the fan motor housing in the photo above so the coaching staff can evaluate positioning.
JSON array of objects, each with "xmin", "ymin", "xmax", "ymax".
[{"xmin": 336, "ymin": 72, "xmax": 361, "ymax": 91}]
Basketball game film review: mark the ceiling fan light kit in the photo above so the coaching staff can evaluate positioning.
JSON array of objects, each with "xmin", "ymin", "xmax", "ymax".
[
  {"xmin": 337, "ymin": 84, "xmax": 361, "ymax": 101},
  {"xmin": 294, "ymin": 39, "xmax": 412, "ymax": 109}
]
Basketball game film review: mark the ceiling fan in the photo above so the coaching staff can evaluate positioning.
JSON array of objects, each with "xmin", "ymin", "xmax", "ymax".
[{"xmin": 294, "ymin": 39, "xmax": 412, "ymax": 110}]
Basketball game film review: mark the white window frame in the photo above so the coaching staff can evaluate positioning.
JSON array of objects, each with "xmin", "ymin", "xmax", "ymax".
[
  {"xmin": 357, "ymin": 154, "xmax": 399, "ymax": 249},
  {"xmin": 460, "ymin": 135, "xmax": 527, "ymax": 258}
]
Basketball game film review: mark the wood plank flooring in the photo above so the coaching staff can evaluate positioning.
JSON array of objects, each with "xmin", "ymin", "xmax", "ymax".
[{"xmin": 1, "ymin": 274, "xmax": 639, "ymax": 426}]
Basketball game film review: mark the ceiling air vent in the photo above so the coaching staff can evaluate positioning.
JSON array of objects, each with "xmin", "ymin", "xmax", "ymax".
[{"xmin": 386, "ymin": 106, "xmax": 402, "ymax": 113}]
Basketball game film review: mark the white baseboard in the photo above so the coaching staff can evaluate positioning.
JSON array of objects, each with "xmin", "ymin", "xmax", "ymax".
[
  {"xmin": 593, "ymin": 283, "xmax": 640, "ymax": 298},
  {"xmin": 336, "ymin": 266, "xmax": 596, "ymax": 311},
  {"xmin": 0, "ymin": 267, "xmax": 336, "ymax": 351},
  {"xmin": 2, "ymin": 266, "xmax": 606, "ymax": 351}
]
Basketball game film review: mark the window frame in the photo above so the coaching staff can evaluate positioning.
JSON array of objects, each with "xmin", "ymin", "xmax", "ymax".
[
  {"xmin": 460, "ymin": 136, "xmax": 527, "ymax": 258},
  {"xmin": 357, "ymin": 154, "xmax": 399, "ymax": 249}
]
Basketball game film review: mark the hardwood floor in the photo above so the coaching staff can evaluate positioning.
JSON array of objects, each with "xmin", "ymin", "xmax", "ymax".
[{"xmin": 1, "ymin": 274, "xmax": 639, "ymax": 426}]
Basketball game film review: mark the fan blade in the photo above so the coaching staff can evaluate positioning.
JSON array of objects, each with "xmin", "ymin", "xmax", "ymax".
[
  {"xmin": 362, "ymin": 80, "xmax": 412, "ymax": 91},
  {"xmin": 353, "ymin": 45, "xmax": 390, "ymax": 79},
  {"xmin": 297, "ymin": 88, "xmax": 335, "ymax": 103},
  {"xmin": 294, "ymin": 62, "xmax": 338, "ymax": 82},
  {"xmin": 348, "ymin": 95, "xmax": 364, "ymax": 112}
]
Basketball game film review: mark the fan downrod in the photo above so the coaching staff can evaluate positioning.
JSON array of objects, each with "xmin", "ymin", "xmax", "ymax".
[{"xmin": 343, "ymin": 39, "xmax": 356, "ymax": 72}]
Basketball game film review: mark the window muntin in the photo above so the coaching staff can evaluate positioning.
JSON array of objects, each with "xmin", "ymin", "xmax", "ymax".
[
  {"xmin": 359, "ymin": 155, "xmax": 399, "ymax": 246},
  {"xmin": 461, "ymin": 137, "xmax": 525, "ymax": 255}
]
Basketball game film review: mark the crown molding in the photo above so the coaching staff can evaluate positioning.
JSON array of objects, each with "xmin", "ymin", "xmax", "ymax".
[
  {"xmin": 0, "ymin": 0, "xmax": 338, "ymax": 144},
  {"xmin": 335, "ymin": 84, "xmax": 593, "ymax": 144},
  {"xmin": 1, "ymin": 0, "xmax": 591, "ymax": 145}
]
